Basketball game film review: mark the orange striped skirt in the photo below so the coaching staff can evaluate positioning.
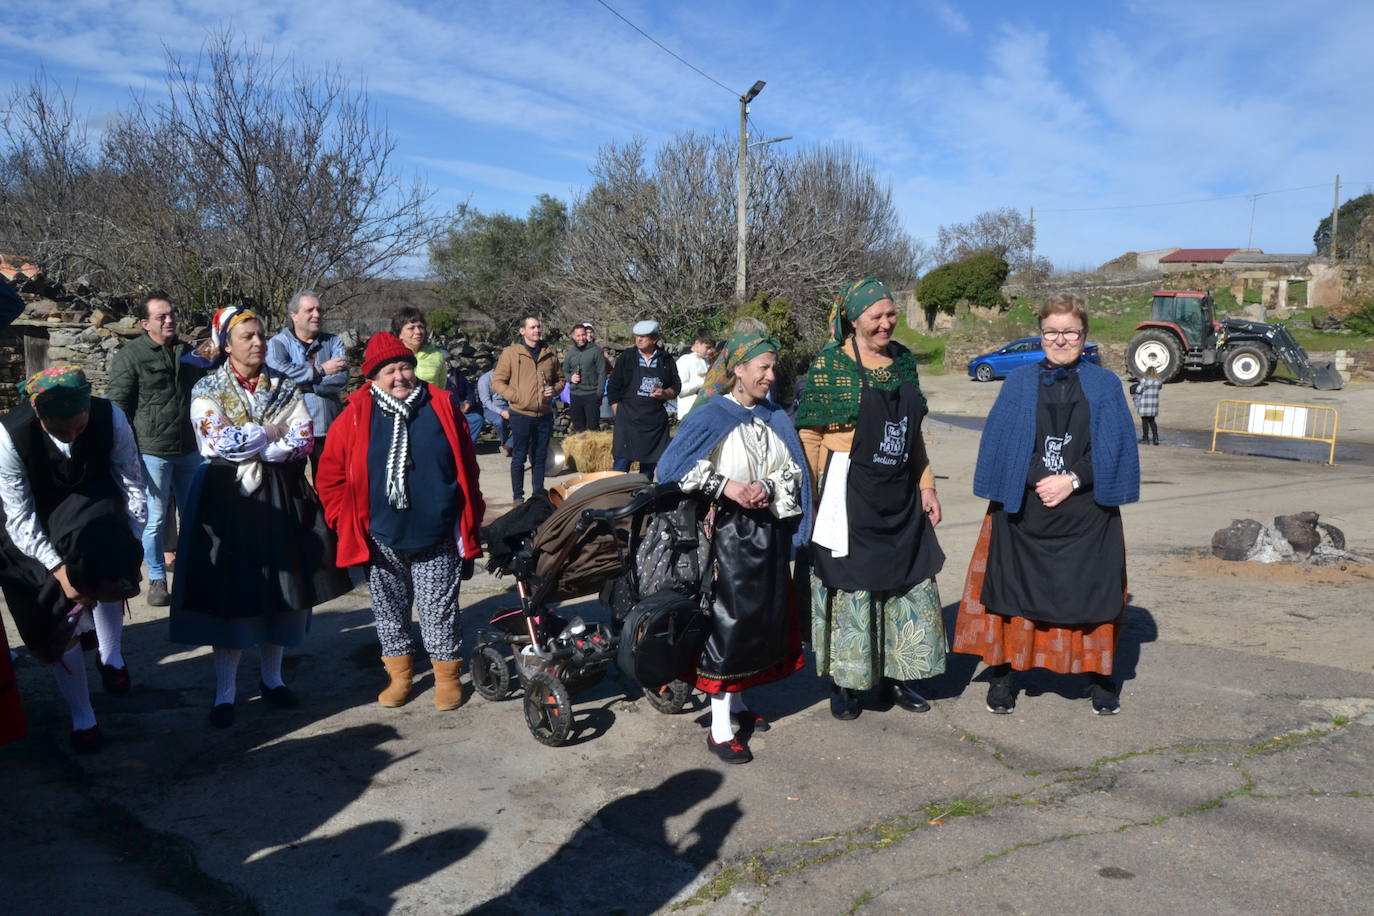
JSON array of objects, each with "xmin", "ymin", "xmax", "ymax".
[{"xmin": 951, "ymin": 510, "xmax": 1123, "ymax": 676}]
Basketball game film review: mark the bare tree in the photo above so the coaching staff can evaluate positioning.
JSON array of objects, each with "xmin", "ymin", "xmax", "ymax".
[
  {"xmin": 936, "ymin": 207, "xmax": 1049, "ymax": 275},
  {"xmin": 551, "ymin": 133, "xmax": 921, "ymax": 341}
]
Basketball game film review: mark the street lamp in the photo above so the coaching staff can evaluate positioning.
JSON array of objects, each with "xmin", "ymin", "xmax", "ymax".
[{"xmin": 736, "ymin": 80, "xmax": 766, "ymax": 302}]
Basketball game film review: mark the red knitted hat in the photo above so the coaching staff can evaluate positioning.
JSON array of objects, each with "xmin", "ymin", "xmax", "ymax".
[{"xmin": 362, "ymin": 331, "xmax": 417, "ymax": 379}]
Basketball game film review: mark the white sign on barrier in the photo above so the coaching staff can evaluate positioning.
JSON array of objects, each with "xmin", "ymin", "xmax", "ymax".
[{"xmin": 1246, "ymin": 403, "xmax": 1308, "ymax": 438}]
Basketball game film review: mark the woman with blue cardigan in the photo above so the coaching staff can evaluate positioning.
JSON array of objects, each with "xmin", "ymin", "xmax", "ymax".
[{"xmin": 953, "ymin": 293, "xmax": 1139, "ymax": 715}]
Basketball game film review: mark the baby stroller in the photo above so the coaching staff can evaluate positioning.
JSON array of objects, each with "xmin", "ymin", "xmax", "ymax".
[{"xmin": 473, "ymin": 473, "xmax": 693, "ymax": 746}]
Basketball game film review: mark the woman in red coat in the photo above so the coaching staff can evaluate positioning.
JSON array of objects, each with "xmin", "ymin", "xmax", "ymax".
[{"xmin": 316, "ymin": 332, "xmax": 485, "ymax": 711}]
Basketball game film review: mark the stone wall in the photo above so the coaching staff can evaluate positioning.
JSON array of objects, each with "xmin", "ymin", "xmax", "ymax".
[{"xmin": 0, "ymin": 316, "xmax": 145, "ymax": 409}]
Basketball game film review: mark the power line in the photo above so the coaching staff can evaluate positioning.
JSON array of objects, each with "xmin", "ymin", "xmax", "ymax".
[
  {"xmin": 1038, "ymin": 181, "xmax": 1356, "ymax": 214},
  {"xmin": 594, "ymin": 0, "xmax": 740, "ymax": 97}
]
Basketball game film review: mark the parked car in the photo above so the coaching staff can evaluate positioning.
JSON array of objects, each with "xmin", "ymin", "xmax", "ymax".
[{"xmin": 967, "ymin": 337, "xmax": 1100, "ymax": 381}]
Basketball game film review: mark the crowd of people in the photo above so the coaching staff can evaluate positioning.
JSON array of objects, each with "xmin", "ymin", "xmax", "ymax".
[{"xmin": 0, "ymin": 277, "xmax": 1141, "ymax": 765}]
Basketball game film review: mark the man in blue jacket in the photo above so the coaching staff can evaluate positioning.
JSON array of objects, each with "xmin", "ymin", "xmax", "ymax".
[{"xmin": 265, "ymin": 291, "xmax": 348, "ymax": 476}]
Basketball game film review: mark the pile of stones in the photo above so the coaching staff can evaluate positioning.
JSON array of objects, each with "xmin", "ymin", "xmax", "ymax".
[{"xmin": 1211, "ymin": 512, "xmax": 1361, "ymax": 566}]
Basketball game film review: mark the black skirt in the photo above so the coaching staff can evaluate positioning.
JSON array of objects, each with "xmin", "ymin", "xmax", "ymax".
[
  {"xmin": 694, "ymin": 503, "xmax": 800, "ymax": 689},
  {"xmin": 169, "ymin": 459, "xmax": 352, "ymax": 648}
]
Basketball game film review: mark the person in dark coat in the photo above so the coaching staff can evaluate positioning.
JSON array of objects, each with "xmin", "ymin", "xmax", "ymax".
[
  {"xmin": 953, "ymin": 292, "xmax": 1140, "ymax": 715},
  {"xmin": 609, "ymin": 319, "xmax": 679, "ymax": 478},
  {"xmin": 0, "ymin": 366, "xmax": 146, "ymax": 752}
]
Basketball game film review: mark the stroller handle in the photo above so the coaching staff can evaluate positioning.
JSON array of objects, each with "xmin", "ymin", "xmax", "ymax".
[{"xmin": 578, "ymin": 481, "xmax": 682, "ymax": 530}]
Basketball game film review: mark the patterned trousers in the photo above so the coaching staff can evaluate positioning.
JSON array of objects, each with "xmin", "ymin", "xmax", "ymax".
[{"xmin": 368, "ymin": 539, "xmax": 462, "ymax": 661}]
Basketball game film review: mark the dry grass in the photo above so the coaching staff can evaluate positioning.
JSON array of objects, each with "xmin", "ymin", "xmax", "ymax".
[{"xmin": 562, "ymin": 431, "xmax": 615, "ymax": 472}]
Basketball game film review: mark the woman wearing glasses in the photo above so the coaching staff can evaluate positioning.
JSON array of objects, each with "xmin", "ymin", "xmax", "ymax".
[{"xmin": 953, "ymin": 292, "xmax": 1139, "ymax": 715}]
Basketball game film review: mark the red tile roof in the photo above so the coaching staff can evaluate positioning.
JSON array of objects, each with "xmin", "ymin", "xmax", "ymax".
[{"xmin": 1159, "ymin": 248, "xmax": 1240, "ymax": 263}]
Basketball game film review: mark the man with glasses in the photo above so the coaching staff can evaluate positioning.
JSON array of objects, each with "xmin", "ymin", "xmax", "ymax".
[
  {"xmin": 108, "ymin": 293, "xmax": 205, "ymax": 608},
  {"xmin": 266, "ymin": 291, "xmax": 349, "ymax": 476}
]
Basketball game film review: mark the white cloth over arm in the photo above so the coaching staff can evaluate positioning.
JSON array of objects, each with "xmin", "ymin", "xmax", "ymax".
[
  {"xmin": 192, "ymin": 394, "xmax": 312, "ymax": 494},
  {"xmin": 0, "ymin": 404, "xmax": 148, "ymax": 569},
  {"xmin": 677, "ymin": 398, "xmax": 802, "ymax": 520}
]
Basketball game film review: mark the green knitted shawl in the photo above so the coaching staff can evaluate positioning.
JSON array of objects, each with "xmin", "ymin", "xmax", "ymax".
[{"xmin": 795, "ymin": 341, "xmax": 924, "ymax": 429}]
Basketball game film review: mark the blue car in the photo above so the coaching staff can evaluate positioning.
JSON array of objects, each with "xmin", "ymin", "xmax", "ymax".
[{"xmin": 967, "ymin": 337, "xmax": 1100, "ymax": 381}]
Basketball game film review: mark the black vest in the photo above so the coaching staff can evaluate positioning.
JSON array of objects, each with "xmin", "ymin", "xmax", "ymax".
[{"xmin": 0, "ymin": 398, "xmax": 117, "ymax": 524}]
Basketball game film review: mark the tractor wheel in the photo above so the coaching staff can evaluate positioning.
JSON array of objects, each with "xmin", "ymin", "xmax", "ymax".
[
  {"xmin": 1223, "ymin": 344, "xmax": 1270, "ymax": 386},
  {"xmin": 1126, "ymin": 329, "xmax": 1183, "ymax": 382},
  {"xmin": 974, "ymin": 363, "xmax": 995, "ymax": 382}
]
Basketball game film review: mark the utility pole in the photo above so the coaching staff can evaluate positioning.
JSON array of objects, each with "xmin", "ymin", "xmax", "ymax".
[
  {"xmin": 1028, "ymin": 207, "xmax": 1035, "ymax": 267},
  {"xmin": 1331, "ymin": 174, "xmax": 1341, "ymax": 260},
  {"xmin": 736, "ymin": 80, "xmax": 765, "ymax": 302}
]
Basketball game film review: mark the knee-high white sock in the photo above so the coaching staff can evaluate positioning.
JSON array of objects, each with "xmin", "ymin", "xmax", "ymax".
[
  {"xmin": 93, "ymin": 601, "xmax": 125, "ymax": 668},
  {"xmin": 728, "ymin": 690, "xmax": 748, "ymax": 713},
  {"xmin": 52, "ymin": 644, "xmax": 97, "ymax": 731},
  {"xmin": 213, "ymin": 648, "xmax": 243, "ymax": 705},
  {"xmin": 710, "ymin": 693, "xmax": 735, "ymax": 743},
  {"xmin": 259, "ymin": 643, "xmax": 284, "ymax": 689}
]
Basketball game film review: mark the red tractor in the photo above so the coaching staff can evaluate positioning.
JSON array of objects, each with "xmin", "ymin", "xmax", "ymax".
[{"xmin": 1125, "ymin": 290, "xmax": 1342, "ymax": 389}]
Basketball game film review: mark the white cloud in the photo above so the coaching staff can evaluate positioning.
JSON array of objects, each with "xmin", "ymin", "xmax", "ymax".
[
  {"xmin": 928, "ymin": 0, "xmax": 971, "ymax": 35},
  {"xmin": 415, "ymin": 156, "xmax": 582, "ymax": 200}
]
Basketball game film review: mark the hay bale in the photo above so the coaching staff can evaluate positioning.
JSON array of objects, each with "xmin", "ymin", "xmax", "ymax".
[{"xmin": 562, "ymin": 431, "xmax": 615, "ymax": 473}]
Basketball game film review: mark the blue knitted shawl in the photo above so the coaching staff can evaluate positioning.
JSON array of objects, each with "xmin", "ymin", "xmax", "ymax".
[
  {"xmin": 973, "ymin": 361, "xmax": 1140, "ymax": 513},
  {"xmin": 656, "ymin": 395, "xmax": 813, "ymax": 546}
]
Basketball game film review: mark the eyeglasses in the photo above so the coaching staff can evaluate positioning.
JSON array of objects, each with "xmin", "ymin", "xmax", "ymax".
[{"xmin": 1041, "ymin": 328, "xmax": 1084, "ymax": 342}]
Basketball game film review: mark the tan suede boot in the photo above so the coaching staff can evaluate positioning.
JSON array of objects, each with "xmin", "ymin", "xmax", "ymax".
[
  {"xmin": 432, "ymin": 659, "xmax": 464, "ymax": 711},
  {"xmin": 378, "ymin": 655, "xmax": 413, "ymax": 708}
]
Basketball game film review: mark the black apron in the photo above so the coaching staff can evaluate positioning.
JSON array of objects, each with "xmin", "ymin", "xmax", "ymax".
[
  {"xmin": 611, "ymin": 354, "xmax": 671, "ymax": 463},
  {"xmin": 812, "ymin": 342, "xmax": 944, "ymax": 593}
]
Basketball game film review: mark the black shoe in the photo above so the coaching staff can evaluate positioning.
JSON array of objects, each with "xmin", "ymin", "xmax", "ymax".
[
  {"xmin": 70, "ymin": 724, "xmax": 104, "ymax": 754},
  {"xmin": 884, "ymin": 679, "xmax": 931, "ymax": 713},
  {"xmin": 707, "ymin": 733, "xmax": 753, "ymax": 764},
  {"xmin": 1139, "ymin": 437, "xmax": 1149, "ymax": 444},
  {"xmin": 209, "ymin": 703, "xmax": 236, "ymax": 728},
  {"xmin": 830, "ymin": 686, "xmax": 860, "ymax": 720},
  {"xmin": 986, "ymin": 681, "xmax": 1015, "ymax": 715},
  {"xmin": 97, "ymin": 661, "xmax": 131, "ymax": 696},
  {"xmin": 146, "ymin": 578, "xmax": 170, "ymax": 607},
  {"xmin": 259, "ymin": 681, "xmax": 299, "ymax": 709},
  {"xmin": 1090, "ymin": 680, "xmax": 1121, "ymax": 716},
  {"xmin": 731, "ymin": 710, "xmax": 770, "ymax": 735}
]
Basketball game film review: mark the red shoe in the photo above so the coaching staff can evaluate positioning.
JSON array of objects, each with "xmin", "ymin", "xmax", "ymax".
[
  {"xmin": 70, "ymin": 724, "xmax": 104, "ymax": 754},
  {"xmin": 97, "ymin": 662, "xmax": 131, "ymax": 696},
  {"xmin": 707, "ymin": 733, "xmax": 753, "ymax": 764}
]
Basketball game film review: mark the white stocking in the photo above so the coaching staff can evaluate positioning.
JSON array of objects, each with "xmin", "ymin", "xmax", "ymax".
[
  {"xmin": 213, "ymin": 647, "xmax": 242, "ymax": 705},
  {"xmin": 259, "ymin": 643, "xmax": 285, "ymax": 689},
  {"xmin": 92, "ymin": 601, "xmax": 125, "ymax": 668},
  {"xmin": 52, "ymin": 644, "xmax": 97, "ymax": 731},
  {"xmin": 709, "ymin": 693, "xmax": 735, "ymax": 743}
]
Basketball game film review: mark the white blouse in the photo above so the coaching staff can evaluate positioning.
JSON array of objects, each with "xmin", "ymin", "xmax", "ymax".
[
  {"xmin": 190, "ymin": 394, "xmax": 312, "ymax": 495},
  {"xmin": 0, "ymin": 404, "xmax": 148, "ymax": 571},
  {"xmin": 678, "ymin": 395, "xmax": 802, "ymax": 520}
]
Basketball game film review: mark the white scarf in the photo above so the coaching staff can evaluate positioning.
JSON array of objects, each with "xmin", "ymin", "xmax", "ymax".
[{"xmin": 369, "ymin": 383, "xmax": 425, "ymax": 510}]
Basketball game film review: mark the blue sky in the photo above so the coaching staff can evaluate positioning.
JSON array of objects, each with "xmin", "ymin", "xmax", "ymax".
[{"xmin": 2, "ymin": 0, "xmax": 1372, "ymax": 272}]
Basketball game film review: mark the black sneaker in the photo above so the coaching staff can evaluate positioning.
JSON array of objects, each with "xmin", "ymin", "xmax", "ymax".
[
  {"xmin": 209, "ymin": 703, "xmax": 236, "ymax": 728},
  {"xmin": 986, "ymin": 682, "xmax": 1015, "ymax": 715},
  {"xmin": 731, "ymin": 710, "xmax": 770, "ymax": 734},
  {"xmin": 707, "ymin": 733, "xmax": 753, "ymax": 764},
  {"xmin": 1090, "ymin": 682, "xmax": 1121, "ymax": 716},
  {"xmin": 146, "ymin": 579, "xmax": 170, "ymax": 607}
]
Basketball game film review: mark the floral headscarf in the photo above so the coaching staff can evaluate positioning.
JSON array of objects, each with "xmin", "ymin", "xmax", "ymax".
[
  {"xmin": 825, "ymin": 276, "xmax": 892, "ymax": 345},
  {"xmin": 19, "ymin": 365, "xmax": 91, "ymax": 419},
  {"xmin": 689, "ymin": 330, "xmax": 780, "ymax": 413},
  {"xmin": 184, "ymin": 305, "xmax": 260, "ymax": 369}
]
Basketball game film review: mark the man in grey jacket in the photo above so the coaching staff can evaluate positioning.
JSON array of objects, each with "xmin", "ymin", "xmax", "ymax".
[{"xmin": 265, "ymin": 291, "xmax": 348, "ymax": 475}]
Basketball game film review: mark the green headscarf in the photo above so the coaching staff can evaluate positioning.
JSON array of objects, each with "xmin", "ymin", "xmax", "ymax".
[
  {"xmin": 826, "ymin": 276, "xmax": 892, "ymax": 345},
  {"xmin": 19, "ymin": 365, "xmax": 92, "ymax": 419},
  {"xmin": 689, "ymin": 330, "xmax": 781, "ymax": 412}
]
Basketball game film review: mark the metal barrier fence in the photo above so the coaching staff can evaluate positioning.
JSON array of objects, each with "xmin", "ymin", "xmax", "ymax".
[{"xmin": 1211, "ymin": 399, "xmax": 1339, "ymax": 465}]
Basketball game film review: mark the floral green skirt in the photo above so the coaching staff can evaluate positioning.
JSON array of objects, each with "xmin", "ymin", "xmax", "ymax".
[{"xmin": 811, "ymin": 574, "xmax": 947, "ymax": 691}]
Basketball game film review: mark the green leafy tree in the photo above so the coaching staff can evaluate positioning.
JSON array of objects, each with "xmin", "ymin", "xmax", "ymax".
[
  {"xmin": 1313, "ymin": 193, "xmax": 1374, "ymax": 257},
  {"xmin": 428, "ymin": 194, "xmax": 567, "ymax": 327},
  {"xmin": 915, "ymin": 253, "xmax": 1009, "ymax": 314}
]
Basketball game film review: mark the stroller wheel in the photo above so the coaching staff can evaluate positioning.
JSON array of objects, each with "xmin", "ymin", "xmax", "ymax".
[
  {"xmin": 470, "ymin": 645, "xmax": 514, "ymax": 701},
  {"xmin": 643, "ymin": 679, "xmax": 693, "ymax": 715},
  {"xmin": 524, "ymin": 671, "xmax": 574, "ymax": 746}
]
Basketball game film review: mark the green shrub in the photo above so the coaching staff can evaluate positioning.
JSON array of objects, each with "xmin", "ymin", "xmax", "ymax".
[
  {"xmin": 916, "ymin": 254, "xmax": 1009, "ymax": 314},
  {"xmin": 426, "ymin": 307, "xmax": 461, "ymax": 339},
  {"xmin": 1344, "ymin": 301, "xmax": 1374, "ymax": 336}
]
